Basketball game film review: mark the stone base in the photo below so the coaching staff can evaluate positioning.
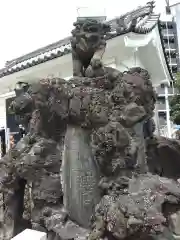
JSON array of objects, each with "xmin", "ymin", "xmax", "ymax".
[
  {"xmin": 11, "ymin": 229, "xmax": 46, "ymax": 240},
  {"xmin": 173, "ymin": 235, "xmax": 180, "ymax": 240}
]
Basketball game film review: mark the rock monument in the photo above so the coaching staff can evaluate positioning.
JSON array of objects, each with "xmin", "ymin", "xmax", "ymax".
[{"xmin": 1, "ymin": 7, "xmax": 180, "ymax": 240}]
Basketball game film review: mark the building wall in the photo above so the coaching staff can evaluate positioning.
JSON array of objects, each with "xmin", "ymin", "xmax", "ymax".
[
  {"xmin": 0, "ymin": 100, "xmax": 6, "ymax": 130},
  {"xmin": 0, "ymin": 50, "xmax": 170, "ymax": 139},
  {"xmin": 171, "ymin": 4, "xmax": 180, "ymax": 62},
  {"xmin": 157, "ymin": 12, "xmax": 180, "ymax": 137},
  {"xmin": 0, "ymin": 92, "xmax": 16, "ymax": 150},
  {"xmin": 0, "ymin": 57, "xmax": 144, "ymax": 138},
  {"xmin": 0, "ymin": 28, "xmax": 173, "ymax": 138}
]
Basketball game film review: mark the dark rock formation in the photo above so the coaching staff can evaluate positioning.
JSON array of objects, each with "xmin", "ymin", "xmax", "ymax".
[
  {"xmin": 89, "ymin": 173, "xmax": 180, "ymax": 240},
  {"xmin": 146, "ymin": 136, "xmax": 180, "ymax": 179},
  {"xmin": 0, "ymin": 15, "xmax": 180, "ymax": 240}
]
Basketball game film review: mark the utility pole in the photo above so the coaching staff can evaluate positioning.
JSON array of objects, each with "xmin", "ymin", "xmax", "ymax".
[
  {"xmin": 165, "ymin": 0, "xmax": 180, "ymax": 11},
  {"xmin": 165, "ymin": 0, "xmax": 171, "ymax": 13}
]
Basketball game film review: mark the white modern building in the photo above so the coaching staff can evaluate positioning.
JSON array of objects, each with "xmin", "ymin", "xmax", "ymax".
[
  {"xmin": 0, "ymin": 1, "xmax": 174, "ymax": 146},
  {"xmin": 155, "ymin": 2, "xmax": 180, "ymax": 139}
]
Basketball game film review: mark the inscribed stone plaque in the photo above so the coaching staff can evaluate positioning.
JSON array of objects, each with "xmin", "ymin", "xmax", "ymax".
[{"xmin": 62, "ymin": 126, "xmax": 101, "ymax": 228}]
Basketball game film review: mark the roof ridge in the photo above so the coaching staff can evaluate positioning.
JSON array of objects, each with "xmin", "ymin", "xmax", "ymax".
[
  {"xmin": 5, "ymin": 37, "xmax": 71, "ymax": 67},
  {"xmin": 0, "ymin": 1, "xmax": 163, "ymax": 79},
  {"xmin": 5, "ymin": 1, "xmax": 155, "ymax": 69}
]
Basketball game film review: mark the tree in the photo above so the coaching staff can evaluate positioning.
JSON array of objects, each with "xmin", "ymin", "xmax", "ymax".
[{"xmin": 170, "ymin": 72, "xmax": 180, "ymax": 124}]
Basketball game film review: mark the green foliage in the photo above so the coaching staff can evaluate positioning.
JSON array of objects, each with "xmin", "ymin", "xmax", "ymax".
[
  {"xmin": 170, "ymin": 72, "xmax": 180, "ymax": 124},
  {"xmin": 174, "ymin": 72, "xmax": 180, "ymax": 89}
]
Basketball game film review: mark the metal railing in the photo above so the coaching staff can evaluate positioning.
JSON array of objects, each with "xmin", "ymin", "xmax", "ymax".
[
  {"xmin": 157, "ymin": 103, "xmax": 166, "ymax": 111},
  {"xmin": 161, "ymin": 29, "xmax": 174, "ymax": 36},
  {"xmin": 164, "ymin": 43, "xmax": 176, "ymax": 49}
]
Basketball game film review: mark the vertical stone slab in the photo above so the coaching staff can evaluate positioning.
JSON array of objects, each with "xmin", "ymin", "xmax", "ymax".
[
  {"xmin": 133, "ymin": 121, "xmax": 147, "ymax": 173},
  {"xmin": 62, "ymin": 126, "xmax": 101, "ymax": 229},
  {"xmin": 0, "ymin": 193, "xmax": 4, "ymax": 240}
]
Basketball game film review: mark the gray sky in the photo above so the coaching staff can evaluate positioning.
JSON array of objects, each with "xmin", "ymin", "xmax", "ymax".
[{"xmin": 0, "ymin": 0, "xmax": 172, "ymax": 68}]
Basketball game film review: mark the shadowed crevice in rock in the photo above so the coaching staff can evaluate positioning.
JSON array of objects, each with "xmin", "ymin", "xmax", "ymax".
[{"xmin": 147, "ymin": 137, "xmax": 180, "ymax": 179}]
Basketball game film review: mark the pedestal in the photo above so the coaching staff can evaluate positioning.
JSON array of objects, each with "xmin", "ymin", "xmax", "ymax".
[{"xmin": 11, "ymin": 229, "xmax": 46, "ymax": 240}]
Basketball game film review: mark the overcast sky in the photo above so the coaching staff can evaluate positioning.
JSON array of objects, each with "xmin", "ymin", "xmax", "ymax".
[{"xmin": 0, "ymin": 0, "xmax": 177, "ymax": 68}]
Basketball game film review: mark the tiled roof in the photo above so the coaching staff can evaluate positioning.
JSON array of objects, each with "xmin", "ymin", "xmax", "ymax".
[{"xmin": 0, "ymin": 1, "xmax": 160, "ymax": 78}]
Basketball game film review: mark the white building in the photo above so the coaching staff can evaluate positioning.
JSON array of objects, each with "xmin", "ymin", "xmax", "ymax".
[
  {"xmin": 0, "ymin": 1, "xmax": 173, "ymax": 145},
  {"xmin": 155, "ymin": 3, "xmax": 180, "ymax": 138}
]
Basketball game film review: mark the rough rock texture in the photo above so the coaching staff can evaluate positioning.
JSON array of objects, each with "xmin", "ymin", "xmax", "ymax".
[
  {"xmin": 89, "ymin": 173, "xmax": 180, "ymax": 240},
  {"xmin": 0, "ymin": 78, "xmax": 69, "ymax": 239},
  {"xmin": 1, "ymin": 16, "xmax": 180, "ymax": 240}
]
